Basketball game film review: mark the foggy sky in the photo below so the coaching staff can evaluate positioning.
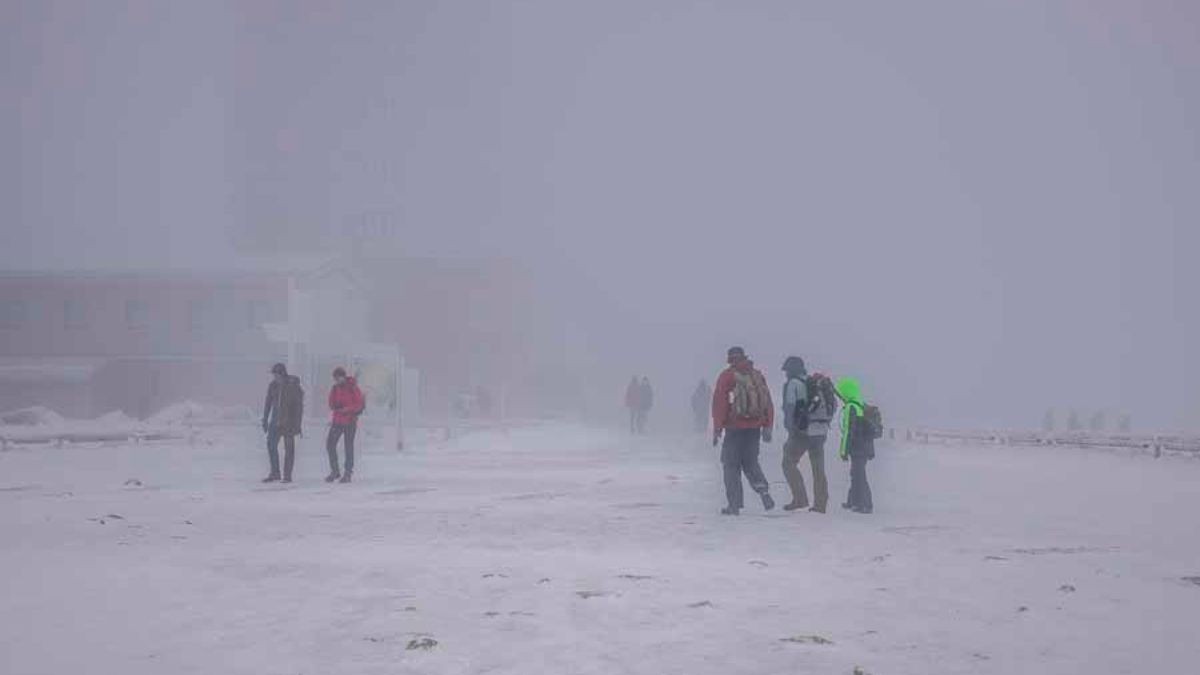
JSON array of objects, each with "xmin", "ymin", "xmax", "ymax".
[{"xmin": 4, "ymin": 1, "xmax": 1198, "ymax": 430}]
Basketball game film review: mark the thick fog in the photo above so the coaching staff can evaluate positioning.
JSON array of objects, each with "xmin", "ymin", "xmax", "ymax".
[{"xmin": 4, "ymin": 0, "xmax": 1197, "ymax": 431}]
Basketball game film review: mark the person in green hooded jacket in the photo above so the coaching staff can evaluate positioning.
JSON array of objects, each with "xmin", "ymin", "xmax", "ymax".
[{"xmin": 835, "ymin": 377, "xmax": 874, "ymax": 514}]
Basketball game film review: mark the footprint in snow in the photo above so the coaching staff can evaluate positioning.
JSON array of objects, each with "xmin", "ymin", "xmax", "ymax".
[
  {"xmin": 576, "ymin": 591, "xmax": 617, "ymax": 600},
  {"xmin": 617, "ymin": 574, "xmax": 655, "ymax": 581},
  {"xmin": 406, "ymin": 637, "xmax": 438, "ymax": 651},
  {"xmin": 779, "ymin": 635, "xmax": 834, "ymax": 645},
  {"xmin": 882, "ymin": 525, "xmax": 948, "ymax": 535},
  {"xmin": 748, "ymin": 560, "xmax": 769, "ymax": 568},
  {"xmin": 688, "ymin": 601, "xmax": 714, "ymax": 609}
]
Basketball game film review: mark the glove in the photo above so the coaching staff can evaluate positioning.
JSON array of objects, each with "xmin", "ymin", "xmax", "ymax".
[
  {"xmin": 762, "ymin": 427, "xmax": 773, "ymax": 443},
  {"xmin": 712, "ymin": 429, "xmax": 722, "ymax": 447},
  {"xmin": 261, "ymin": 420, "xmax": 269, "ymax": 433}
]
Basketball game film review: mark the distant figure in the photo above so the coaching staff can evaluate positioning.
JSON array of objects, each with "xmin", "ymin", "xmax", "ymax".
[
  {"xmin": 625, "ymin": 376, "xmax": 641, "ymax": 434},
  {"xmin": 326, "ymin": 367, "xmax": 365, "ymax": 484},
  {"xmin": 690, "ymin": 379, "xmax": 711, "ymax": 434},
  {"xmin": 836, "ymin": 377, "xmax": 875, "ymax": 514},
  {"xmin": 261, "ymin": 363, "xmax": 304, "ymax": 483},
  {"xmin": 637, "ymin": 377, "xmax": 654, "ymax": 434},
  {"xmin": 711, "ymin": 346, "xmax": 775, "ymax": 515}
]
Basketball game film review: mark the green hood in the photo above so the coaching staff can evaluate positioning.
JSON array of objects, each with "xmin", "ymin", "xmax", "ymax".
[{"xmin": 835, "ymin": 377, "xmax": 864, "ymax": 406}]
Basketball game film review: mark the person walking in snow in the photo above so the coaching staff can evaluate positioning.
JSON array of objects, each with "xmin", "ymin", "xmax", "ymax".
[
  {"xmin": 691, "ymin": 379, "xmax": 711, "ymax": 434},
  {"xmin": 326, "ymin": 367, "xmax": 365, "ymax": 483},
  {"xmin": 711, "ymin": 346, "xmax": 776, "ymax": 515},
  {"xmin": 625, "ymin": 376, "xmax": 642, "ymax": 434},
  {"xmin": 780, "ymin": 357, "xmax": 835, "ymax": 512},
  {"xmin": 637, "ymin": 376, "xmax": 654, "ymax": 434},
  {"xmin": 261, "ymin": 362, "xmax": 304, "ymax": 483},
  {"xmin": 779, "ymin": 356, "xmax": 811, "ymax": 510},
  {"xmin": 835, "ymin": 377, "xmax": 874, "ymax": 513},
  {"xmin": 801, "ymin": 371, "xmax": 836, "ymax": 512}
]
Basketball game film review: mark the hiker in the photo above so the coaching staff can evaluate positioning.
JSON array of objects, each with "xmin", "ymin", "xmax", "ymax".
[
  {"xmin": 326, "ymin": 367, "xmax": 365, "ymax": 483},
  {"xmin": 637, "ymin": 377, "xmax": 654, "ymax": 434},
  {"xmin": 780, "ymin": 358, "xmax": 835, "ymax": 512},
  {"xmin": 801, "ymin": 371, "xmax": 836, "ymax": 512},
  {"xmin": 261, "ymin": 363, "xmax": 304, "ymax": 483},
  {"xmin": 691, "ymin": 379, "xmax": 711, "ymax": 434},
  {"xmin": 711, "ymin": 346, "xmax": 776, "ymax": 515},
  {"xmin": 835, "ymin": 377, "xmax": 875, "ymax": 513},
  {"xmin": 780, "ymin": 357, "xmax": 811, "ymax": 510},
  {"xmin": 625, "ymin": 376, "xmax": 641, "ymax": 434}
]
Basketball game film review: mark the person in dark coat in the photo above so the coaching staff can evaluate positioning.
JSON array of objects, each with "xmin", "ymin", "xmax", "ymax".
[
  {"xmin": 625, "ymin": 376, "xmax": 641, "ymax": 434},
  {"xmin": 637, "ymin": 377, "xmax": 654, "ymax": 434},
  {"xmin": 835, "ymin": 377, "xmax": 875, "ymax": 514},
  {"xmin": 262, "ymin": 363, "xmax": 304, "ymax": 483}
]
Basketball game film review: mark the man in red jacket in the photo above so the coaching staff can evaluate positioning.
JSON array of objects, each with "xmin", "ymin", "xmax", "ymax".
[
  {"xmin": 326, "ymin": 367, "xmax": 365, "ymax": 483},
  {"xmin": 711, "ymin": 346, "xmax": 776, "ymax": 515}
]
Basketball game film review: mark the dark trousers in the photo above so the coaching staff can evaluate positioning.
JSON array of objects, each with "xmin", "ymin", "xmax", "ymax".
[
  {"xmin": 847, "ymin": 454, "xmax": 873, "ymax": 511},
  {"xmin": 267, "ymin": 428, "xmax": 296, "ymax": 480},
  {"xmin": 326, "ymin": 422, "xmax": 357, "ymax": 475},
  {"xmin": 720, "ymin": 428, "xmax": 770, "ymax": 509}
]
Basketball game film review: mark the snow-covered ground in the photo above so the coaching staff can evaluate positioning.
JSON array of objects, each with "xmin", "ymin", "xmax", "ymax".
[{"xmin": 2, "ymin": 423, "xmax": 1198, "ymax": 674}]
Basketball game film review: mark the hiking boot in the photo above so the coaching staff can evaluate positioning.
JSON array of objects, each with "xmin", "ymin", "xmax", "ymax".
[
  {"xmin": 853, "ymin": 506, "xmax": 873, "ymax": 514},
  {"xmin": 760, "ymin": 492, "xmax": 775, "ymax": 511},
  {"xmin": 281, "ymin": 477, "xmax": 292, "ymax": 484},
  {"xmin": 841, "ymin": 502, "xmax": 853, "ymax": 510},
  {"xmin": 720, "ymin": 506, "xmax": 740, "ymax": 516},
  {"xmin": 262, "ymin": 475, "xmax": 280, "ymax": 483},
  {"xmin": 783, "ymin": 501, "xmax": 808, "ymax": 512},
  {"xmin": 324, "ymin": 472, "xmax": 340, "ymax": 483},
  {"xmin": 809, "ymin": 506, "xmax": 826, "ymax": 514},
  {"xmin": 339, "ymin": 472, "xmax": 353, "ymax": 484}
]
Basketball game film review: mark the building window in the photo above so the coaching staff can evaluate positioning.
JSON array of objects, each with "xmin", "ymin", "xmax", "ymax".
[
  {"xmin": 0, "ymin": 300, "xmax": 27, "ymax": 329},
  {"xmin": 64, "ymin": 299, "xmax": 89, "ymax": 330},
  {"xmin": 126, "ymin": 300, "xmax": 150, "ymax": 330}
]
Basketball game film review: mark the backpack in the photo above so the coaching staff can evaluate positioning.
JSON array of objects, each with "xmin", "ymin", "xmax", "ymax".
[
  {"xmin": 731, "ymin": 369, "xmax": 771, "ymax": 421},
  {"xmin": 861, "ymin": 403, "xmax": 883, "ymax": 440},
  {"xmin": 805, "ymin": 374, "xmax": 838, "ymax": 419},
  {"xmin": 788, "ymin": 378, "xmax": 809, "ymax": 431}
]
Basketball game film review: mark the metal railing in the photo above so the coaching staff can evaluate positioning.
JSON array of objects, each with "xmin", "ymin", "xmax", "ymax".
[{"xmin": 901, "ymin": 427, "xmax": 1200, "ymax": 457}]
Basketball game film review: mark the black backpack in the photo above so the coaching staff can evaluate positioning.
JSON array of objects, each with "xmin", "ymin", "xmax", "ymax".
[
  {"xmin": 790, "ymin": 377, "xmax": 809, "ymax": 432},
  {"xmin": 806, "ymin": 374, "xmax": 838, "ymax": 418},
  {"xmin": 861, "ymin": 404, "xmax": 883, "ymax": 440}
]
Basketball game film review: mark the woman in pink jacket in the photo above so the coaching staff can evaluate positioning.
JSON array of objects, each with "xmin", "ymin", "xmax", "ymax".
[{"xmin": 325, "ymin": 367, "xmax": 365, "ymax": 483}]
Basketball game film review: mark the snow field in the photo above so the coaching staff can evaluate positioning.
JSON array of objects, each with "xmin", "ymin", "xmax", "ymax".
[{"xmin": 1, "ymin": 423, "xmax": 1198, "ymax": 674}]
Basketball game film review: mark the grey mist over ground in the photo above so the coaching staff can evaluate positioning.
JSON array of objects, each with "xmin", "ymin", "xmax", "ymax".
[{"xmin": 4, "ymin": 1, "xmax": 1197, "ymax": 430}]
